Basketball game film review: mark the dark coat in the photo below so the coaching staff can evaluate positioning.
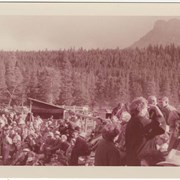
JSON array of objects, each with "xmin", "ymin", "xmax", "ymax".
[
  {"xmin": 125, "ymin": 115, "xmax": 164, "ymax": 166},
  {"xmin": 69, "ymin": 136, "xmax": 90, "ymax": 165},
  {"xmin": 148, "ymin": 107, "xmax": 166, "ymax": 131},
  {"xmin": 95, "ymin": 139, "xmax": 121, "ymax": 166}
]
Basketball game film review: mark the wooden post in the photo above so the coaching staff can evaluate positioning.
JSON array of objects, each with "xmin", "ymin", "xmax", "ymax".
[{"xmin": 29, "ymin": 100, "xmax": 32, "ymax": 113}]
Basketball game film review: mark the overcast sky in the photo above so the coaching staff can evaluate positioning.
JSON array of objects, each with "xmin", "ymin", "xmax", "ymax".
[{"xmin": 0, "ymin": 16, "xmax": 178, "ymax": 50}]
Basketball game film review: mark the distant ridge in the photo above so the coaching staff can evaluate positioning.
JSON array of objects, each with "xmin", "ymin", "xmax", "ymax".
[{"xmin": 131, "ymin": 18, "xmax": 180, "ymax": 48}]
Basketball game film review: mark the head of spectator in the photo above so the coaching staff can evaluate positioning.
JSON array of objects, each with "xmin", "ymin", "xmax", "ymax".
[
  {"xmin": 102, "ymin": 123, "xmax": 120, "ymax": 142},
  {"xmin": 158, "ymin": 96, "xmax": 169, "ymax": 108},
  {"xmin": 12, "ymin": 121, "xmax": 17, "ymax": 127},
  {"xmin": 54, "ymin": 131, "xmax": 61, "ymax": 139},
  {"xmin": 130, "ymin": 97, "xmax": 148, "ymax": 117},
  {"xmin": 148, "ymin": 96, "xmax": 157, "ymax": 106},
  {"xmin": 0, "ymin": 118, "xmax": 5, "ymax": 128},
  {"xmin": 13, "ymin": 133, "xmax": 21, "ymax": 144},
  {"xmin": 120, "ymin": 111, "xmax": 131, "ymax": 123},
  {"xmin": 47, "ymin": 132, "xmax": 54, "ymax": 140},
  {"xmin": 18, "ymin": 118, "xmax": 26, "ymax": 128},
  {"xmin": 61, "ymin": 134, "xmax": 68, "ymax": 142},
  {"xmin": 72, "ymin": 129, "xmax": 79, "ymax": 139},
  {"xmin": 3, "ymin": 125, "xmax": 10, "ymax": 136}
]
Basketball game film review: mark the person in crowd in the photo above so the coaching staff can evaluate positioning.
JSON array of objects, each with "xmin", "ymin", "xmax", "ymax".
[
  {"xmin": 139, "ymin": 150, "xmax": 165, "ymax": 166},
  {"xmin": 2, "ymin": 125, "xmax": 13, "ymax": 165},
  {"xmin": 158, "ymin": 96, "xmax": 176, "ymax": 126},
  {"xmin": 115, "ymin": 110, "xmax": 131, "ymax": 165},
  {"xmin": 148, "ymin": 95, "xmax": 166, "ymax": 131},
  {"xmin": 95, "ymin": 123, "xmax": 121, "ymax": 166},
  {"xmin": 18, "ymin": 118, "xmax": 28, "ymax": 141},
  {"xmin": 111, "ymin": 103, "xmax": 124, "ymax": 118},
  {"xmin": 125, "ymin": 97, "xmax": 164, "ymax": 166},
  {"xmin": 40, "ymin": 132, "xmax": 56, "ymax": 163},
  {"xmin": 93, "ymin": 117, "xmax": 104, "ymax": 136},
  {"xmin": 167, "ymin": 115, "xmax": 180, "ymax": 151},
  {"xmin": 1, "ymin": 114, "xmax": 8, "ymax": 125},
  {"xmin": 60, "ymin": 134, "xmax": 70, "ymax": 155},
  {"xmin": 155, "ymin": 133, "xmax": 169, "ymax": 153},
  {"xmin": 33, "ymin": 115, "xmax": 43, "ymax": 132},
  {"xmin": 69, "ymin": 130, "xmax": 90, "ymax": 166},
  {"xmin": 156, "ymin": 149, "xmax": 180, "ymax": 166}
]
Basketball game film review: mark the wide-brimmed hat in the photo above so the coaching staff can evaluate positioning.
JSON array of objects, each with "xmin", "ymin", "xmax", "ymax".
[{"xmin": 157, "ymin": 149, "xmax": 180, "ymax": 166}]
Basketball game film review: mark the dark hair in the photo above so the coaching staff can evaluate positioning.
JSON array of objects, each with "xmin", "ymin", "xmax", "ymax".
[{"xmin": 102, "ymin": 123, "xmax": 119, "ymax": 141}]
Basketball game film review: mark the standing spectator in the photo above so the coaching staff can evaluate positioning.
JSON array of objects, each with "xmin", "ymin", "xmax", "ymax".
[
  {"xmin": 148, "ymin": 96, "xmax": 166, "ymax": 131},
  {"xmin": 158, "ymin": 96, "xmax": 176, "ymax": 126},
  {"xmin": 125, "ymin": 97, "xmax": 164, "ymax": 166}
]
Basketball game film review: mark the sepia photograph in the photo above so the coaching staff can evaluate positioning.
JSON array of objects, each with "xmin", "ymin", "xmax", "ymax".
[{"xmin": 0, "ymin": 2, "xmax": 180, "ymax": 177}]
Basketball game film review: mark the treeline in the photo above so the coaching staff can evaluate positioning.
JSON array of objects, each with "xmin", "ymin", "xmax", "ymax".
[{"xmin": 0, "ymin": 44, "xmax": 180, "ymax": 108}]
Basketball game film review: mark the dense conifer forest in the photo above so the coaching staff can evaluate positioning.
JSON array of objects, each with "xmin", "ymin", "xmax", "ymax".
[{"xmin": 0, "ymin": 44, "xmax": 180, "ymax": 108}]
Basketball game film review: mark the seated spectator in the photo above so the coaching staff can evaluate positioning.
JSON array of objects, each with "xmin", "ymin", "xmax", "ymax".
[{"xmin": 69, "ymin": 130, "xmax": 90, "ymax": 166}]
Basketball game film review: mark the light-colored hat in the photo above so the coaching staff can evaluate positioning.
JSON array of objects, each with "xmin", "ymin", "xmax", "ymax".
[
  {"xmin": 47, "ymin": 132, "xmax": 54, "ymax": 137},
  {"xmin": 79, "ymin": 132, "xmax": 87, "ymax": 138},
  {"xmin": 18, "ymin": 119, "xmax": 25, "ymax": 125},
  {"xmin": 55, "ymin": 131, "xmax": 60, "ymax": 135},
  {"xmin": 23, "ymin": 148, "xmax": 31, "ymax": 152},
  {"xmin": 157, "ymin": 149, "xmax": 180, "ymax": 166}
]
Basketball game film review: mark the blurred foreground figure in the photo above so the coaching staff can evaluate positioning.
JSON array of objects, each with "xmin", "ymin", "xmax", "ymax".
[
  {"xmin": 157, "ymin": 149, "xmax": 180, "ymax": 166},
  {"xmin": 95, "ymin": 123, "xmax": 121, "ymax": 166},
  {"xmin": 139, "ymin": 150, "xmax": 165, "ymax": 166}
]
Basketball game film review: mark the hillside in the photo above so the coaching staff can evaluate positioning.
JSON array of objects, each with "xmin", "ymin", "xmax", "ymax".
[
  {"xmin": 0, "ymin": 46, "xmax": 180, "ymax": 108},
  {"xmin": 131, "ymin": 19, "xmax": 180, "ymax": 48}
]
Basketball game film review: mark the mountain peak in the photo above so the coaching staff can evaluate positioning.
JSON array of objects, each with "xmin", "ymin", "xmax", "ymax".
[{"xmin": 131, "ymin": 18, "xmax": 180, "ymax": 48}]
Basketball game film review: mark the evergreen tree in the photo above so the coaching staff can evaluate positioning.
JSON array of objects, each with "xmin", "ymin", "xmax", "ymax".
[
  {"xmin": 38, "ymin": 67, "xmax": 61, "ymax": 104},
  {"xmin": 58, "ymin": 53, "xmax": 73, "ymax": 105}
]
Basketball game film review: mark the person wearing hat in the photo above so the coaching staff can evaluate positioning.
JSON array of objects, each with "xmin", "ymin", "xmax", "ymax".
[
  {"xmin": 60, "ymin": 134, "xmax": 70, "ymax": 156},
  {"xmin": 41, "ymin": 132, "xmax": 56, "ymax": 163},
  {"xmin": 49, "ymin": 131, "xmax": 62, "ymax": 154}
]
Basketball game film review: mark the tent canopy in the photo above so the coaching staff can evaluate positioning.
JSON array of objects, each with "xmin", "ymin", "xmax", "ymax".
[{"xmin": 28, "ymin": 98, "xmax": 65, "ymax": 119}]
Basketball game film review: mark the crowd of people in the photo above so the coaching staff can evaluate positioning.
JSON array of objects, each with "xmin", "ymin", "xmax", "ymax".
[
  {"xmin": 95, "ymin": 96, "xmax": 180, "ymax": 166},
  {"xmin": 0, "ymin": 95, "xmax": 180, "ymax": 166},
  {"xmin": 0, "ymin": 111, "xmax": 91, "ymax": 166}
]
